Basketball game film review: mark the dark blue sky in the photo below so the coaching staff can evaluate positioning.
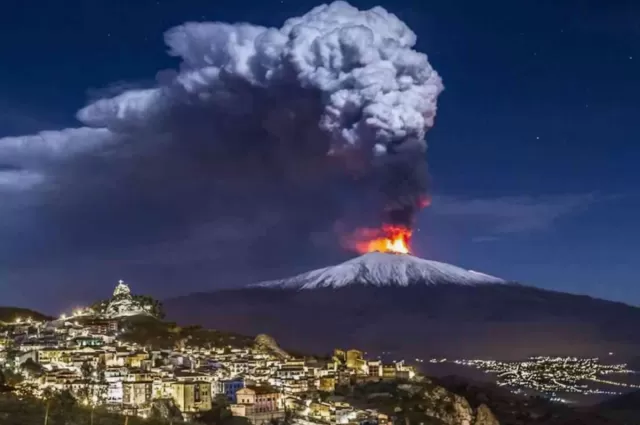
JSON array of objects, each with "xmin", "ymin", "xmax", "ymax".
[{"xmin": 1, "ymin": 0, "xmax": 639, "ymax": 311}]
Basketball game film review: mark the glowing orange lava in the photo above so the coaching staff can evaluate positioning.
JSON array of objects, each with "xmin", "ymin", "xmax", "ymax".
[{"xmin": 350, "ymin": 225, "xmax": 413, "ymax": 255}]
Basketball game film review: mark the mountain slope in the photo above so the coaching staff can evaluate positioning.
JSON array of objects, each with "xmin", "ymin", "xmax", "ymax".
[
  {"xmin": 255, "ymin": 252, "xmax": 504, "ymax": 289},
  {"xmin": 593, "ymin": 390, "xmax": 640, "ymax": 423},
  {"xmin": 0, "ymin": 307, "xmax": 52, "ymax": 323},
  {"xmin": 165, "ymin": 255, "xmax": 640, "ymax": 360}
]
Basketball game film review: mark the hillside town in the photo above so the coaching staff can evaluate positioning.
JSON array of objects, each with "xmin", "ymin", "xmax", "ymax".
[{"xmin": 0, "ymin": 281, "xmax": 422, "ymax": 425}]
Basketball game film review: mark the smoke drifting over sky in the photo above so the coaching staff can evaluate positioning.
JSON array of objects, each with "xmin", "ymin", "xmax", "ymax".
[{"xmin": 0, "ymin": 1, "xmax": 442, "ymax": 305}]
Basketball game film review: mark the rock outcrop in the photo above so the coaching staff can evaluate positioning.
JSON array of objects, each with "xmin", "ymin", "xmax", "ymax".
[
  {"xmin": 418, "ymin": 384, "xmax": 500, "ymax": 425},
  {"xmin": 105, "ymin": 281, "xmax": 148, "ymax": 318},
  {"xmin": 474, "ymin": 404, "xmax": 500, "ymax": 425},
  {"xmin": 423, "ymin": 385, "xmax": 475, "ymax": 425},
  {"xmin": 254, "ymin": 334, "xmax": 290, "ymax": 359}
]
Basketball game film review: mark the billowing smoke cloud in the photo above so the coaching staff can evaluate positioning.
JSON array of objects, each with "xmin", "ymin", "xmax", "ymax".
[{"xmin": 0, "ymin": 1, "xmax": 442, "ymax": 294}]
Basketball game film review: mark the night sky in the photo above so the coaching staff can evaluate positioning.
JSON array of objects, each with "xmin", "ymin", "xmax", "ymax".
[{"xmin": 1, "ymin": 0, "xmax": 639, "ymax": 313}]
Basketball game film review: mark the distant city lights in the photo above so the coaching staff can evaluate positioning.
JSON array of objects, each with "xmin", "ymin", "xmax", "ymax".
[{"xmin": 451, "ymin": 356, "xmax": 640, "ymax": 397}]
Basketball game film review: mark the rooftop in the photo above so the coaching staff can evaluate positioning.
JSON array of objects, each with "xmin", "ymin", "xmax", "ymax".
[{"xmin": 244, "ymin": 385, "xmax": 279, "ymax": 395}]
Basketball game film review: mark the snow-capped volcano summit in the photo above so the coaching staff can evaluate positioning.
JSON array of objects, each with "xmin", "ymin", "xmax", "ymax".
[
  {"xmin": 165, "ymin": 251, "xmax": 640, "ymax": 360},
  {"xmin": 255, "ymin": 252, "xmax": 505, "ymax": 289}
]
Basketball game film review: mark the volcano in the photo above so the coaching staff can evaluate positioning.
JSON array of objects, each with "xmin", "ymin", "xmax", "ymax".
[
  {"xmin": 165, "ymin": 253, "xmax": 640, "ymax": 360},
  {"xmin": 254, "ymin": 252, "xmax": 505, "ymax": 289}
]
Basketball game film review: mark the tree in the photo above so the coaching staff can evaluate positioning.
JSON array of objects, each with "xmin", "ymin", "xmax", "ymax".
[
  {"xmin": 89, "ymin": 300, "xmax": 109, "ymax": 316},
  {"xmin": 0, "ymin": 369, "xmax": 10, "ymax": 393},
  {"xmin": 196, "ymin": 395, "xmax": 233, "ymax": 425},
  {"xmin": 120, "ymin": 320, "xmax": 177, "ymax": 350},
  {"xmin": 81, "ymin": 361, "xmax": 94, "ymax": 379},
  {"xmin": 77, "ymin": 361, "xmax": 101, "ymax": 406},
  {"xmin": 94, "ymin": 359, "xmax": 109, "ymax": 405},
  {"xmin": 49, "ymin": 389, "xmax": 77, "ymax": 425},
  {"xmin": 268, "ymin": 409, "xmax": 294, "ymax": 425},
  {"xmin": 132, "ymin": 295, "xmax": 165, "ymax": 319},
  {"xmin": 0, "ymin": 367, "xmax": 23, "ymax": 387},
  {"xmin": 96, "ymin": 358, "xmax": 106, "ymax": 380},
  {"xmin": 3, "ymin": 339, "xmax": 19, "ymax": 364},
  {"xmin": 20, "ymin": 358, "xmax": 44, "ymax": 377}
]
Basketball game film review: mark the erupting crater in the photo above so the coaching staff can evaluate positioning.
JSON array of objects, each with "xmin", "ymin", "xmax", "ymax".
[{"xmin": 347, "ymin": 224, "xmax": 413, "ymax": 255}]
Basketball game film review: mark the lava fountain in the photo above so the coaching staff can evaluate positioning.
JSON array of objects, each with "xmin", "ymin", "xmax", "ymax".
[{"xmin": 347, "ymin": 224, "xmax": 413, "ymax": 255}]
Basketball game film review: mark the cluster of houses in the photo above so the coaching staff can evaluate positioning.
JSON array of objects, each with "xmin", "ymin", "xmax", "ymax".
[{"xmin": 0, "ymin": 282, "xmax": 417, "ymax": 425}]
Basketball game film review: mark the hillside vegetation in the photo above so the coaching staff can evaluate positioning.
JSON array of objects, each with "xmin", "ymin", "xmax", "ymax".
[
  {"xmin": 0, "ymin": 393, "xmax": 194, "ymax": 425},
  {"xmin": 118, "ymin": 316, "xmax": 254, "ymax": 350},
  {"xmin": 0, "ymin": 307, "xmax": 51, "ymax": 324}
]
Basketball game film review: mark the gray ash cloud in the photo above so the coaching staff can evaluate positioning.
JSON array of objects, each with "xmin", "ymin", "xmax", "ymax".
[{"xmin": 0, "ymin": 1, "xmax": 443, "ymax": 294}]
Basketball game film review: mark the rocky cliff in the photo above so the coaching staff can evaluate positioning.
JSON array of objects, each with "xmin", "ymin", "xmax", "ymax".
[
  {"xmin": 403, "ymin": 382, "xmax": 500, "ymax": 425},
  {"xmin": 254, "ymin": 334, "xmax": 291, "ymax": 359}
]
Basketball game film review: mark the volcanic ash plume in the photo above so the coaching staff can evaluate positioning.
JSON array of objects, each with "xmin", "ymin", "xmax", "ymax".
[
  {"xmin": 0, "ymin": 1, "xmax": 443, "ymax": 265},
  {"xmin": 81, "ymin": 3, "xmax": 442, "ymax": 154}
]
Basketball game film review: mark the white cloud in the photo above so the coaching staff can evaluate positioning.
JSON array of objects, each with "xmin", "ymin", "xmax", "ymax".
[
  {"xmin": 0, "ymin": 170, "xmax": 44, "ymax": 191},
  {"xmin": 0, "ymin": 127, "xmax": 114, "ymax": 168}
]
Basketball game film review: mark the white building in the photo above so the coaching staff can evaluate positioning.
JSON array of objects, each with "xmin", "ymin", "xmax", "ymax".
[{"xmin": 104, "ymin": 368, "xmax": 127, "ymax": 404}]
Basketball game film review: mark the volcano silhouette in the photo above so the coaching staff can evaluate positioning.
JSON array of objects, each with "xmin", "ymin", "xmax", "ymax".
[{"xmin": 165, "ymin": 253, "xmax": 640, "ymax": 360}]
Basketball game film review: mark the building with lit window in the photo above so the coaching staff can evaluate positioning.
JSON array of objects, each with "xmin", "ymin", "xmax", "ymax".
[
  {"xmin": 172, "ymin": 381, "xmax": 212, "ymax": 416},
  {"xmin": 216, "ymin": 378, "xmax": 245, "ymax": 402},
  {"xmin": 122, "ymin": 381, "xmax": 153, "ymax": 407},
  {"xmin": 230, "ymin": 386, "xmax": 284, "ymax": 425}
]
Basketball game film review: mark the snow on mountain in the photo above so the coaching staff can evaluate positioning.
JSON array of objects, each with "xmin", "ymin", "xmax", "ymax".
[{"xmin": 255, "ymin": 252, "xmax": 505, "ymax": 289}]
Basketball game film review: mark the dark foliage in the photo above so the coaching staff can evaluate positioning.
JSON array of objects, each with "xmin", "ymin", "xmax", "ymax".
[
  {"xmin": 0, "ymin": 307, "xmax": 52, "ymax": 323},
  {"xmin": 194, "ymin": 395, "xmax": 250, "ymax": 425},
  {"xmin": 118, "ymin": 317, "xmax": 253, "ymax": 350},
  {"xmin": 0, "ymin": 393, "xmax": 196, "ymax": 425},
  {"xmin": 132, "ymin": 295, "xmax": 166, "ymax": 320},
  {"xmin": 20, "ymin": 358, "xmax": 44, "ymax": 377}
]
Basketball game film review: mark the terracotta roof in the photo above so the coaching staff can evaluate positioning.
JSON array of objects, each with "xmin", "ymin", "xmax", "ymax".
[{"xmin": 244, "ymin": 385, "xmax": 279, "ymax": 395}]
